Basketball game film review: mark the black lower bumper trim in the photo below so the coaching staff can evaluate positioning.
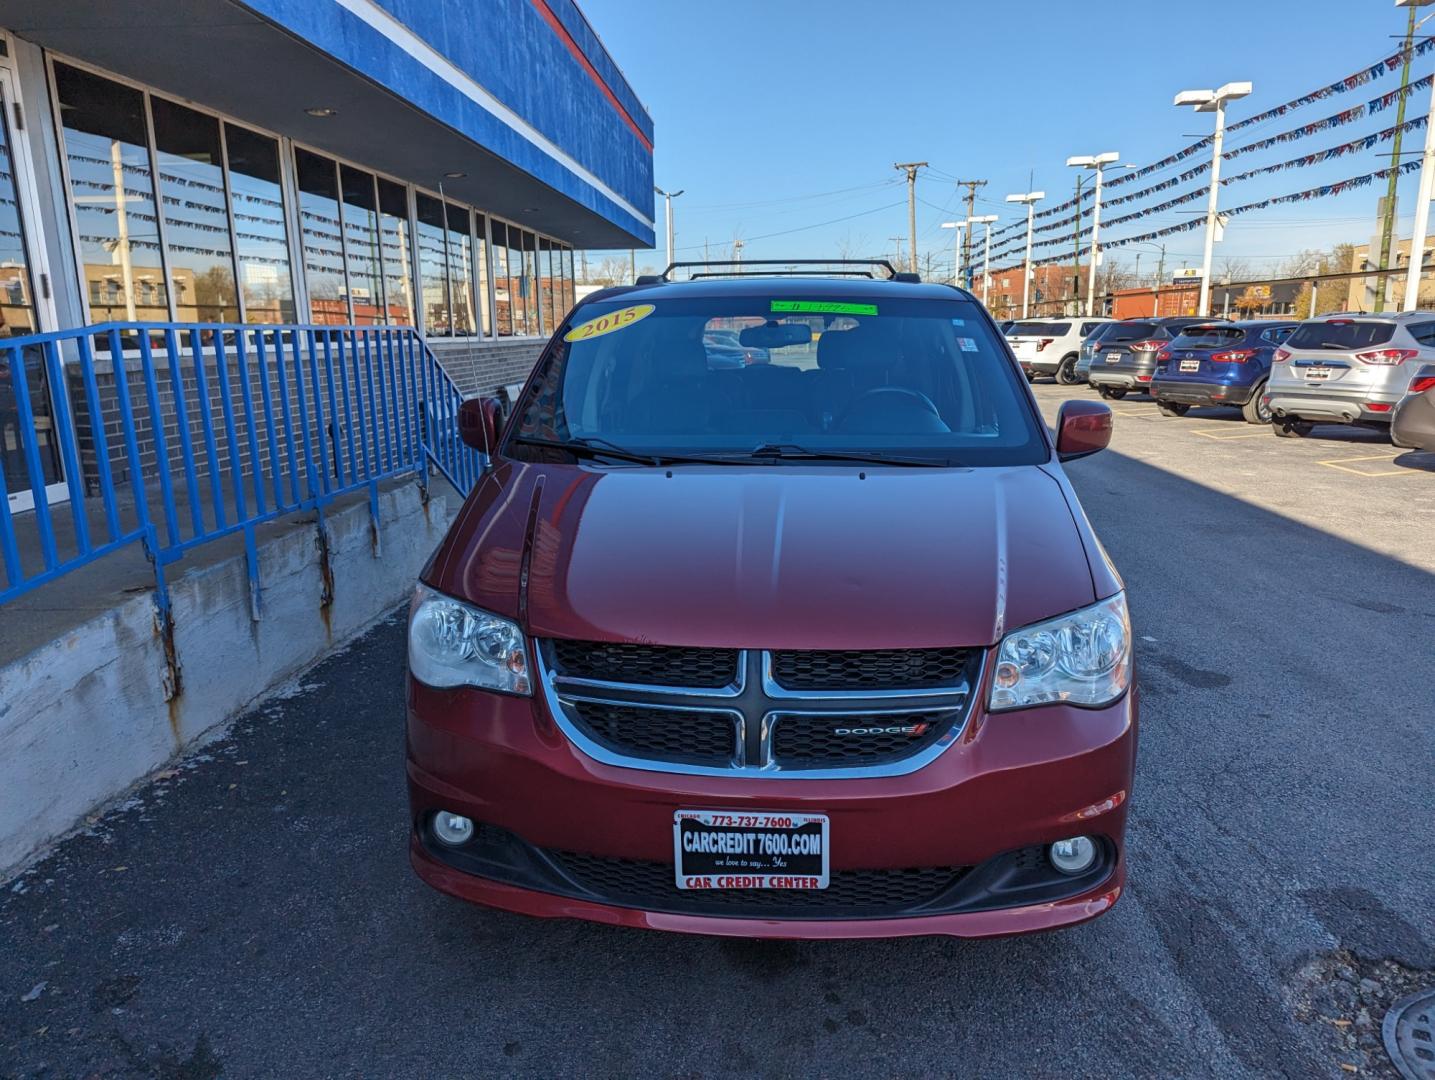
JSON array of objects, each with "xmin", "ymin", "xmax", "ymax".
[
  {"xmin": 418, "ymin": 820, "xmax": 1115, "ymax": 921},
  {"xmin": 1152, "ymin": 380, "xmax": 1255, "ymax": 406}
]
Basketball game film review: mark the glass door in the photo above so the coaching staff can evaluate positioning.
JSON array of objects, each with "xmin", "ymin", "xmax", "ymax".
[{"xmin": 0, "ymin": 62, "xmax": 63, "ymax": 514}]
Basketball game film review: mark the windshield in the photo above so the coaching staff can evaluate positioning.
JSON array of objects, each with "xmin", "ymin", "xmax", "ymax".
[
  {"xmin": 511, "ymin": 294, "xmax": 1046, "ymax": 466},
  {"xmin": 1171, "ymin": 326, "xmax": 1246, "ymax": 348},
  {"xmin": 1287, "ymin": 320, "xmax": 1395, "ymax": 349}
]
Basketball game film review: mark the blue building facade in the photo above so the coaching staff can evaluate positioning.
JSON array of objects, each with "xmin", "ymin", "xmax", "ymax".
[{"xmin": 0, "ymin": 0, "xmax": 653, "ymax": 516}]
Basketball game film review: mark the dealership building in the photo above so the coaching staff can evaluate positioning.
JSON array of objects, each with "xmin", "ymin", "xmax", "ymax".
[{"xmin": 0, "ymin": 0, "xmax": 653, "ymax": 403}]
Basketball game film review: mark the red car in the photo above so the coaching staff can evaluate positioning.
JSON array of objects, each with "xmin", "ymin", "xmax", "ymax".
[{"xmin": 407, "ymin": 268, "xmax": 1136, "ymax": 939}]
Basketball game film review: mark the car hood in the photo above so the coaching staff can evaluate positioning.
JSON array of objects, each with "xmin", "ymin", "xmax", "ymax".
[{"xmin": 426, "ymin": 460, "xmax": 1100, "ymax": 650}]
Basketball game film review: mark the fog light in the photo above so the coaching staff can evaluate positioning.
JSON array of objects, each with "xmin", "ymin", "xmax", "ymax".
[
  {"xmin": 432, "ymin": 811, "xmax": 475, "ymax": 847},
  {"xmin": 1049, "ymin": 835, "xmax": 1097, "ymax": 875}
]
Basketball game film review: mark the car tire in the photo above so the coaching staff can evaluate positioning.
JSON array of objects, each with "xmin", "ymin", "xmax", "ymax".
[
  {"xmin": 1098, "ymin": 386, "xmax": 1127, "ymax": 400},
  {"xmin": 1272, "ymin": 418, "xmax": 1313, "ymax": 438},
  {"xmin": 1241, "ymin": 382, "xmax": 1272, "ymax": 424},
  {"xmin": 1157, "ymin": 401, "xmax": 1190, "ymax": 417},
  {"xmin": 1056, "ymin": 355, "xmax": 1081, "ymax": 385}
]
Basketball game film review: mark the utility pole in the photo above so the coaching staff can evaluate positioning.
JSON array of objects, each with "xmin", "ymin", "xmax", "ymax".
[
  {"xmin": 1071, "ymin": 174, "xmax": 1085, "ymax": 313},
  {"xmin": 1377, "ymin": 2, "xmax": 1422, "ymax": 311},
  {"xmin": 894, "ymin": 162, "xmax": 927, "ymax": 273},
  {"xmin": 955, "ymin": 179, "xmax": 987, "ymax": 287},
  {"xmin": 1154, "ymin": 244, "xmax": 1166, "ymax": 317},
  {"xmin": 1404, "ymin": 9, "xmax": 1435, "ymax": 310},
  {"xmin": 629, "ymin": 249, "xmax": 636, "ymax": 280},
  {"xmin": 733, "ymin": 237, "xmax": 744, "ymax": 268},
  {"xmin": 888, "ymin": 235, "xmax": 906, "ymax": 269}
]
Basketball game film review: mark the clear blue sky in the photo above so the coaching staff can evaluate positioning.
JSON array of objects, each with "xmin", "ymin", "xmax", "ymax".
[{"xmin": 580, "ymin": 0, "xmax": 1430, "ymax": 280}]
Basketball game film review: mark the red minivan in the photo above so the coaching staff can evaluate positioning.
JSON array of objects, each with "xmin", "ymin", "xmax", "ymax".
[{"xmin": 407, "ymin": 269, "xmax": 1136, "ymax": 939}]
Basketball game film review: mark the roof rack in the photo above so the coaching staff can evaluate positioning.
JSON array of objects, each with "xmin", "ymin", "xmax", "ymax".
[{"xmin": 639, "ymin": 259, "xmax": 919, "ymax": 284}]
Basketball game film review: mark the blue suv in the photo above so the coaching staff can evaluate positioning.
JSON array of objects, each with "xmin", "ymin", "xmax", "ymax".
[{"xmin": 1151, "ymin": 321, "xmax": 1300, "ymax": 423}]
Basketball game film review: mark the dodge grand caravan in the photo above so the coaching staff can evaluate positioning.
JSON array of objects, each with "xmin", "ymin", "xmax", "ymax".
[{"xmin": 407, "ymin": 268, "xmax": 1137, "ymax": 939}]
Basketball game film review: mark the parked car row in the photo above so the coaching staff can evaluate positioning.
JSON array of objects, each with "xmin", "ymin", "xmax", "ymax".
[{"xmin": 1011, "ymin": 312, "xmax": 1435, "ymax": 447}]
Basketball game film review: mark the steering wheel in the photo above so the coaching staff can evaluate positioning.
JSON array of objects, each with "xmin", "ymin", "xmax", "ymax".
[{"xmin": 837, "ymin": 386, "xmax": 941, "ymax": 426}]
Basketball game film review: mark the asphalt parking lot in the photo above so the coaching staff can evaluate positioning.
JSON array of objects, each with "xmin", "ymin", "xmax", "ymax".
[{"xmin": 2, "ymin": 381, "xmax": 1432, "ymax": 1079}]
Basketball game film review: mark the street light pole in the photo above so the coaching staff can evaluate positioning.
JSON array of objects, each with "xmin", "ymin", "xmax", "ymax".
[
  {"xmin": 974, "ymin": 215, "xmax": 999, "ymax": 305},
  {"xmin": 654, "ymin": 186, "xmax": 684, "ymax": 270},
  {"xmin": 1005, "ymin": 190, "xmax": 1045, "ymax": 318},
  {"xmin": 1400, "ymin": 1, "xmax": 1435, "ymax": 310},
  {"xmin": 940, "ymin": 221, "xmax": 968, "ymax": 287},
  {"xmin": 1067, "ymin": 152, "xmax": 1120, "ymax": 316},
  {"xmin": 1175, "ymin": 82, "xmax": 1251, "ymax": 317}
]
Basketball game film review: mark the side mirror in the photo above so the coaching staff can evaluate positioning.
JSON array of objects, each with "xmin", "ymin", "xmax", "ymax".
[
  {"xmin": 458, "ymin": 396, "xmax": 504, "ymax": 453},
  {"xmin": 1055, "ymin": 400, "xmax": 1113, "ymax": 462}
]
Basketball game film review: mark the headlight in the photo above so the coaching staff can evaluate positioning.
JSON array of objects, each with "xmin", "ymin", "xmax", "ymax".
[
  {"xmin": 407, "ymin": 584, "xmax": 531, "ymax": 695},
  {"xmin": 988, "ymin": 592, "xmax": 1130, "ymax": 711}
]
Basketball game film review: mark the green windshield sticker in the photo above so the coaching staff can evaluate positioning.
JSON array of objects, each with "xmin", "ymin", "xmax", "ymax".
[{"xmin": 770, "ymin": 300, "xmax": 878, "ymax": 316}]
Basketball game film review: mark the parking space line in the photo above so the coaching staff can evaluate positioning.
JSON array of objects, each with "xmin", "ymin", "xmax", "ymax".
[
  {"xmin": 1317, "ymin": 453, "xmax": 1418, "ymax": 477},
  {"xmin": 1191, "ymin": 428, "xmax": 1268, "ymax": 441}
]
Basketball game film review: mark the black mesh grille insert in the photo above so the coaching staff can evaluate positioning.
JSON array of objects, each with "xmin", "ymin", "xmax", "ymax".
[
  {"xmin": 770, "ymin": 648, "xmax": 971, "ymax": 690},
  {"xmin": 771, "ymin": 710, "xmax": 958, "ymax": 768},
  {"xmin": 552, "ymin": 850, "xmax": 966, "ymax": 917},
  {"xmin": 548, "ymin": 639, "xmax": 739, "ymax": 688},
  {"xmin": 568, "ymin": 701, "xmax": 738, "ymax": 764}
]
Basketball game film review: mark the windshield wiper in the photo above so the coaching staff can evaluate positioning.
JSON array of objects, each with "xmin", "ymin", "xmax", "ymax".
[
  {"xmin": 510, "ymin": 435, "xmax": 736, "ymax": 467},
  {"xmin": 747, "ymin": 443, "xmax": 957, "ymax": 467}
]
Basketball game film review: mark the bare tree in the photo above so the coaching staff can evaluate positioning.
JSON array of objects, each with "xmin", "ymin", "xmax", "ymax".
[{"xmin": 1216, "ymin": 256, "xmax": 1253, "ymax": 285}]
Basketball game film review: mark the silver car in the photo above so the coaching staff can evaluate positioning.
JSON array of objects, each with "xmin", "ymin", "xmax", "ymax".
[{"xmin": 1266, "ymin": 313, "xmax": 1435, "ymax": 437}]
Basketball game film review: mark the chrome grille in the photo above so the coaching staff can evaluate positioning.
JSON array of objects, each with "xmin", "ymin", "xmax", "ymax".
[
  {"xmin": 548, "ymin": 639, "xmax": 738, "ymax": 688},
  {"xmin": 539, "ymin": 642, "xmax": 979, "ymax": 778},
  {"xmin": 567, "ymin": 700, "xmax": 739, "ymax": 766},
  {"xmin": 770, "ymin": 648, "xmax": 971, "ymax": 691},
  {"xmin": 769, "ymin": 710, "xmax": 959, "ymax": 768}
]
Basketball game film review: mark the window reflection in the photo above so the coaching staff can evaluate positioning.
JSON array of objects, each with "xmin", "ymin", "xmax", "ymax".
[
  {"xmin": 0, "ymin": 86, "xmax": 37, "ymax": 336},
  {"xmin": 538, "ymin": 237, "xmax": 555, "ymax": 334},
  {"xmin": 55, "ymin": 62, "xmax": 169, "ymax": 321},
  {"xmin": 445, "ymin": 202, "xmax": 474, "ymax": 336},
  {"xmin": 224, "ymin": 123, "xmax": 294, "ymax": 323},
  {"xmin": 416, "ymin": 193, "xmax": 450, "ymax": 335},
  {"xmin": 151, "ymin": 97, "xmax": 237, "ymax": 322},
  {"xmin": 377, "ymin": 178, "xmax": 413, "ymax": 325},
  {"xmin": 474, "ymin": 213, "xmax": 491, "ymax": 336},
  {"xmin": 295, "ymin": 148, "xmax": 347, "ymax": 324},
  {"xmin": 491, "ymin": 220, "xmax": 512, "ymax": 337},
  {"xmin": 340, "ymin": 165, "xmax": 382, "ymax": 325}
]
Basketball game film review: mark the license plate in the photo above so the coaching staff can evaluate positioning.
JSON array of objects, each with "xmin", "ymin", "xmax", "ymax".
[
  {"xmin": 1306, "ymin": 367, "xmax": 1332, "ymax": 381},
  {"xmin": 1180, "ymin": 359, "xmax": 1200, "ymax": 372},
  {"xmin": 673, "ymin": 810, "xmax": 829, "ymax": 890},
  {"xmin": 1106, "ymin": 352, "xmax": 1122, "ymax": 363}
]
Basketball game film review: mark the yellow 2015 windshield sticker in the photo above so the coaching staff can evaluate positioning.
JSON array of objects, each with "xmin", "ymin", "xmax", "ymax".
[{"xmin": 563, "ymin": 304, "xmax": 655, "ymax": 343}]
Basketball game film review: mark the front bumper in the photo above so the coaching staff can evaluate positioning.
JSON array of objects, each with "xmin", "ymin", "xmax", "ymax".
[
  {"xmin": 1267, "ymin": 386, "xmax": 1398, "ymax": 425},
  {"xmin": 406, "ymin": 671, "xmax": 1137, "ymax": 939},
  {"xmin": 1151, "ymin": 379, "xmax": 1256, "ymax": 407}
]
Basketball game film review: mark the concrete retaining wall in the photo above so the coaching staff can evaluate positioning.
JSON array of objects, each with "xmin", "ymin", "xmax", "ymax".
[{"xmin": 0, "ymin": 480, "xmax": 455, "ymax": 878}]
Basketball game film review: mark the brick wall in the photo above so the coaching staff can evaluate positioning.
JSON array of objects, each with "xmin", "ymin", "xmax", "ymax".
[{"xmin": 429, "ymin": 339, "xmax": 545, "ymax": 400}]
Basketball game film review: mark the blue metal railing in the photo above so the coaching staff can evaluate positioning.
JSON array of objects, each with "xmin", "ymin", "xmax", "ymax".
[{"xmin": 0, "ymin": 322, "xmax": 484, "ymax": 617}]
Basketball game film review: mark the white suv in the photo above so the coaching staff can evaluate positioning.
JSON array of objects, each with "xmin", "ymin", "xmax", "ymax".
[{"xmin": 1006, "ymin": 318, "xmax": 1114, "ymax": 385}]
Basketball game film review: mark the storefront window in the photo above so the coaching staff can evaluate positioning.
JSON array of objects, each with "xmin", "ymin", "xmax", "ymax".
[
  {"xmin": 224, "ymin": 123, "xmax": 294, "ymax": 323},
  {"xmin": 563, "ymin": 247, "xmax": 575, "ymax": 316},
  {"xmin": 538, "ymin": 237, "xmax": 555, "ymax": 334},
  {"xmin": 445, "ymin": 203, "xmax": 474, "ymax": 336},
  {"xmin": 507, "ymin": 225, "xmax": 529, "ymax": 335},
  {"xmin": 474, "ymin": 213, "xmax": 491, "ymax": 337},
  {"xmin": 294, "ymin": 148, "xmax": 347, "ymax": 324},
  {"xmin": 377, "ymin": 178, "xmax": 413, "ymax": 325},
  {"xmin": 150, "ymin": 97, "xmax": 238, "ymax": 323},
  {"xmin": 415, "ymin": 193, "xmax": 451, "ymax": 335},
  {"xmin": 54, "ymin": 62, "xmax": 169, "ymax": 321},
  {"xmin": 340, "ymin": 165, "xmax": 383, "ymax": 325},
  {"xmin": 491, "ymin": 220, "xmax": 512, "ymax": 337}
]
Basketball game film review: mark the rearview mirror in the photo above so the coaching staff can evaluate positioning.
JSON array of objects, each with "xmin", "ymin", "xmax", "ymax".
[
  {"xmin": 458, "ymin": 396, "xmax": 504, "ymax": 453},
  {"xmin": 739, "ymin": 322, "xmax": 812, "ymax": 349},
  {"xmin": 1055, "ymin": 400, "xmax": 1112, "ymax": 461}
]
